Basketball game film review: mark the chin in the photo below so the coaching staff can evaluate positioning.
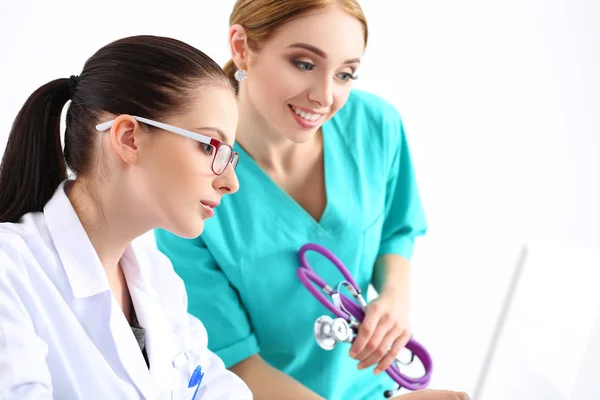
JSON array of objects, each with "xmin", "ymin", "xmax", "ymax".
[
  {"xmin": 286, "ymin": 125, "xmax": 322, "ymax": 143},
  {"xmin": 169, "ymin": 219, "xmax": 205, "ymax": 239}
]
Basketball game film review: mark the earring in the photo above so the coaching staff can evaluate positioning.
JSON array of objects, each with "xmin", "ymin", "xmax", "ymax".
[{"xmin": 234, "ymin": 69, "xmax": 247, "ymax": 82}]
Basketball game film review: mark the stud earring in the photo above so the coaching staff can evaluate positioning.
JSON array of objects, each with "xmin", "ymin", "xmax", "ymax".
[{"xmin": 234, "ymin": 69, "xmax": 247, "ymax": 82}]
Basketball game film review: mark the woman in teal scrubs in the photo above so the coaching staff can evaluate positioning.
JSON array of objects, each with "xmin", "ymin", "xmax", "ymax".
[{"xmin": 156, "ymin": 1, "xmax": 467, "ymax": 400}]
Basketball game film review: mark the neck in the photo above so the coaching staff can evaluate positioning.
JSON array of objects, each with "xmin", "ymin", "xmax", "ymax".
[
  {"xmin": 66, "ymin": 179, "xmax": 150, "ymax": 273},
  {"xmin": 236, "ymin": 89, "xmax": 321, "ymax": 174}
]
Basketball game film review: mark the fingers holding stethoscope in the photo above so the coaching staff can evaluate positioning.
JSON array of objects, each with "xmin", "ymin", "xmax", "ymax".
[
  {"xmin": 349, "ymin": 301, "xmax": 410, "ymax": 374},
  {"xmin": 299, "ymin": 243, "xmax": 433, "ymax": 394},
  {"xmin": 349, "ymin": 302, "xmax": 390, "ymax": 361},
  {"xmin": 375, "ymin": 330, "xmax": 411, "ymax": 375}
]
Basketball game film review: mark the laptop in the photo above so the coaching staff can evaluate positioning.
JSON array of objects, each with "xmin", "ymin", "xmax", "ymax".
[{"xmin": 472, "ymin": 242, "xmax": 600, "ymax": 400}]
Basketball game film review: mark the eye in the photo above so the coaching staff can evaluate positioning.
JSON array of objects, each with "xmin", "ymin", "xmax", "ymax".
[
  {"xmin": 293, "ymin": 61, "xmax": 315, "ymax": 71},
  {"xmin": 199, "ymin": 143, "xmax": 214, "ymax": 156},
  {"xmin": 337, "ymin": 72, "xmax": 358, "ymax": 82}
]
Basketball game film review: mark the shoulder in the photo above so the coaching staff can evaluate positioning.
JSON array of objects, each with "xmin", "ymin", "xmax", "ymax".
[
  {"xmin": 334, "ymin": 89, "xmax": 404, "ymax": 128},
  {"xmin": 0, "ymin": 212, "xmax": 44, "ymax": 243},
  {"xmin": 0, "ymin": 216, "xmax": 47, "ymax": 290},
  {"xmin": 0, "ymin": 226, "xmax": 23, "ymax": 268},
  {"xmin": 329, "ymin": 90, "xmax": 407, "ymax": 166},
  {"xmin": 0, "ymin": 212, "xmax": 49, "ymax": 263}
]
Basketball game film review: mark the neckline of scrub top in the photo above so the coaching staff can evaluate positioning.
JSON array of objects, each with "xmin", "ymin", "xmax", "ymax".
[{"xmin": 233, "ymin": 123, "xmax": 343, "ymax": 235}]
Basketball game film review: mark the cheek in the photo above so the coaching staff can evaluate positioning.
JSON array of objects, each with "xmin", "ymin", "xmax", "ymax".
[
  {"xmin": 163, "ymin": 155, "xmax": 211, "ymax": 200},
  {"xmin": 332, "ymin": 86, "xmax": 352, "ymax": 114},
  {"xmin": 141, "ymin": 146, "xmax": 208, "ymax": 206},
  {"xmin": 252, "ymin": 61, "xmax": 305, "ymax": 106}
]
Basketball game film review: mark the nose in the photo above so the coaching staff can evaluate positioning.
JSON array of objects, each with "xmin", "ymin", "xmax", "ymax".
[
  {"xmin": 308, "ymin": 74, "xmax": 334, "ymax": 109},
  {"xmin": 214, "ymin": 163, "xmax": 239, "ymax": 194}
]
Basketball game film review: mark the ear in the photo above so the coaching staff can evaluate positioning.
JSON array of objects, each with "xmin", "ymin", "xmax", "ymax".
[
  {"xmin": 229, "ymin": 24, "xmax": 249, "ymax": 70},
  {"xmin": 108, "ymin": 115, "xmax": 144, "ymax": 166}
]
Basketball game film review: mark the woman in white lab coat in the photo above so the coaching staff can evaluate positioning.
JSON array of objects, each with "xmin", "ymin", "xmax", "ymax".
[{"xmin": 0, "ymin": 35, "xmax": 251, "ymax": 400}]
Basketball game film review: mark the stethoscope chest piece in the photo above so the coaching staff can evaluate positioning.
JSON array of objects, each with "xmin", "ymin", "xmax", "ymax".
[
  {"xmin": 332, "ymin": 318, "xmax": 353, "ymax": 342},
  {"xmin": 314, "ymin": 315, "xmax": 355, "ymax": 350},
  {"xmin": 298, "ymin": 243, "xmax": 433, "ymax": 395},
  {"xmin": 314, "ymin": 316, "xmax": 337, "ymax": 350}
]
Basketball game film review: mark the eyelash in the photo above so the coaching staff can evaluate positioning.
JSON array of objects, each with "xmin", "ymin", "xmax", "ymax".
[
  {"xmin": 292, "ymin": 61, "xmax": 358, "ymax": 82},
  {"xmin": 199, "ymin": 143, "xmax": 214, "ymax": 156}
]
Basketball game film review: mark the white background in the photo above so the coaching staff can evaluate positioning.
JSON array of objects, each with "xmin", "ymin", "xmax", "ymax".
[{"xmin": 1, "ymin": 0, "xmax": 599, "ymax": 395}]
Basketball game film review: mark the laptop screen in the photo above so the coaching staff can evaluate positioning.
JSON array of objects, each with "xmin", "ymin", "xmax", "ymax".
[{"xmin": 473, "ymin": 243, "xmax": 600, "ymax": 400}]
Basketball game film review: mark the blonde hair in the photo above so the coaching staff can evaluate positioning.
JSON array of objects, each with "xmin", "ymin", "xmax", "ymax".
[{"xmin": 224, "ymin": 0, "xmax": 368, "ymax": 90}]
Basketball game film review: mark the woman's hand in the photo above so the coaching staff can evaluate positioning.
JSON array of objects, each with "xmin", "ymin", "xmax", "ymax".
[{"xmin": 349, "ymin": 289, "xmax": 411, "ymax": 375}]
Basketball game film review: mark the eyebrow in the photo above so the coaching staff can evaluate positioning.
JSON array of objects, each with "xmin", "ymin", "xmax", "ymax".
[
  {"xmin": 196, "ymin": 127, "xmax": 229, "ymax": 143},
  {"xmin": 287, "ymin": 43, "xmax": 361, "ymax": 65}
]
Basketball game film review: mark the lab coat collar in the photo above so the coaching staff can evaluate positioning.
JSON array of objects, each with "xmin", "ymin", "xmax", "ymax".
[
  {"xmin": 122, "ymin": 244, "xmax": 183, "ymax": 397},
  {"xmin": 44, "ymin": 181, "xmax": 182, "ymax": 399},
  {"xmin": 44, "ymin": 180, "xmax": 110, "ymax": 299}
]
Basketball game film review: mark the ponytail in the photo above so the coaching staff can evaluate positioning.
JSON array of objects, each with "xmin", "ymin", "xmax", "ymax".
[
  {"xmin": 0, "ymin": 79, "xmax": 70, "ymax": 223},
  {"xmin": 223, "ymin": 59, "xmax": 239, "ymax": 93},
  {"xmin": 1, "ymin": 36, "xmax": 233, "ymax": 224}
]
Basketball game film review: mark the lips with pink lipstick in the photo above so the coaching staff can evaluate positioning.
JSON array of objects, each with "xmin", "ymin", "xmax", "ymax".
[
  {"xmin": 288, "ymin": 104, "xmax": 326, "ymax": 128},
  {"xmin": 200, "ymin": 200, "xmax": 219, "ymax": 218}
]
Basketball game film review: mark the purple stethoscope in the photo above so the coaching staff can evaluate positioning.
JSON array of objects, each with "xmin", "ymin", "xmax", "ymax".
[{"xmin": 297, "ymin": 243, "xmax": 433, "ymax": 398}]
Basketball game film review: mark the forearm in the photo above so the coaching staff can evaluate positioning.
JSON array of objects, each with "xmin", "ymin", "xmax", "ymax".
[
  {"xmin": 229, "ymin": 354, "xmax": 324, "ymax": 400},
  {"xmin": 372, "ymin": 254, "xmax": 411, "ymax": 298}
]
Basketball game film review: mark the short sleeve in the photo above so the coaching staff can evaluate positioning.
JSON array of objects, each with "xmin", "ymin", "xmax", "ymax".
[
  {"xmin": 0, "ymin": 243, "xmax": 53, "ymax": 399},
  {"xmin": 155, "ymin": 230, "xmax": 260, "ymax": 368},
  {"xmin": 378, "ymin": 115, "xmax": 428, "ymax": 260}
]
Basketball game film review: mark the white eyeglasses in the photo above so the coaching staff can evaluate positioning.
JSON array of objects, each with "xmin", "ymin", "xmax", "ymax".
[{"xmin": 96, "ymin": 116, "xmax": 238, "ymax": 175}]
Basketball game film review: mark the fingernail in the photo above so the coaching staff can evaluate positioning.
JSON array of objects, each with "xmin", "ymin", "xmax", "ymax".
[
  {"xmin": 349, "ymin": 351, "xmax": 356, "ymax": 358},
  {"xmin": 357, "ymin": 363, "xmax": 364, "ymax": 370},
  {"xmin": 374, "ymin": 368, "xmax": 381, "ymax": 375}
]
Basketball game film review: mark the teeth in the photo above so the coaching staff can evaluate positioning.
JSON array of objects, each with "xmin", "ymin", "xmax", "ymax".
[{"xmin": 292, "ymin": 106, "xmax": 320, "ymax": 122}]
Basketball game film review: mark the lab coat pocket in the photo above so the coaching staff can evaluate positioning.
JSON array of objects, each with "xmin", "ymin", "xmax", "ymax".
[
  {"xmin": 170, "ymin": 346, "xmax": 208, "ymax": 400},
  {"xmin": 171, "ymin": 363, "xmax": 202, "ymax": 400},
  {"xmin": 171, "ymin": 386, "xmax": 197, "ymax": 400}
]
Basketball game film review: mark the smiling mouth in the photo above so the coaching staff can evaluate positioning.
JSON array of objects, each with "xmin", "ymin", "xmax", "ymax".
[{"xmin": 289, "ymin": 105, "xmax": 323, "ymax": 122}]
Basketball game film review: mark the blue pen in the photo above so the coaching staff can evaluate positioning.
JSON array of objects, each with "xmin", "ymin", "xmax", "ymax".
[{"xmin": 188, "ymin": 365, "xmax": 204, "ymax": 400}]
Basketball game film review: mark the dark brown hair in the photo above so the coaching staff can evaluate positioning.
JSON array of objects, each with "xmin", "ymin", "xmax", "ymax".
[{"xmin": 0, "ymin": 35, "xmax": 232, "ymax": 223}]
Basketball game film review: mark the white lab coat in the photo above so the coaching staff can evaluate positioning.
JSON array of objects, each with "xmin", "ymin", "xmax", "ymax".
[{"xmin": 0, "ymin": 182, "xmax": 253, "ymax": 400}]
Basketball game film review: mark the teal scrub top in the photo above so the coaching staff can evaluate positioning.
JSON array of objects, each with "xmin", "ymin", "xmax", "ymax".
[{"xmin": 155, "ymin": 90, "xmax": 427, "ymax": 400}]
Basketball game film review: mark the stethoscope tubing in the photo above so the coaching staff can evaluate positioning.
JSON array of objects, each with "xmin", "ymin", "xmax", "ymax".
[{"xmin": 297, "ymin": 243, "xmax": 433, "ymax": 390}]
